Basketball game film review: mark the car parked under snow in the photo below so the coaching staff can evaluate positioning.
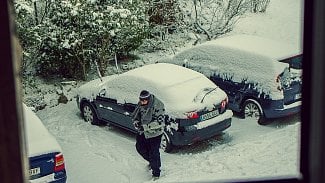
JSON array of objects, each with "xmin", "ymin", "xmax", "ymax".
[
  {"xmin": 76, "ymin": 63, "xmax": 232, "ymax": 152},
  {"xmin": 159, "ymin": 34, "xmax": 302, "ymax": 124},
  {"xmin": 23, "ymin": 103, "xmax": 67, "ymax": 182}
]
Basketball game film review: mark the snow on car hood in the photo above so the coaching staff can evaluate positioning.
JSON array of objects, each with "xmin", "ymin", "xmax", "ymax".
[
  {"xmin": 23, "ymin": 104, "xmax": 62, "ymax": 157},
  {"xmin": 77, "ymin": 75, "xmax": 117, "ymax": 102}
]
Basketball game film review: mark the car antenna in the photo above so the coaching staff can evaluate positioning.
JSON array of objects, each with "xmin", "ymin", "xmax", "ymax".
[
  {"xmin": 200, "ymin": 87, "xmax": 218, "ymax": 103},
  {"xmin": 94, "ymin": 60, "xmax": 103, "ymax": 82}
]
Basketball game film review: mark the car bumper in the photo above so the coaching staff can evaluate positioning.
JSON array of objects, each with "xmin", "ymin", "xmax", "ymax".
[
  {"xmin": 169, "ymin": 110, "xmax": 232, "ymax": 146},
  {"xmin": 30, "ymin": 172, "xmax": 67, "ymax": 183},
  {"xmin": 264, "ymin": 100, "xmax": 301, "ymax": 118}
]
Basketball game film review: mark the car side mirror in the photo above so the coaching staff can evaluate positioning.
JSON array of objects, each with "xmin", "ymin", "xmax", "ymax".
[
  {"xmin": 124, "ymin": 103, "xmax": 136, "ymax": 113},
  {"xmin": 98, "ymin": 88, "xmax": 106, "ymax": 97}
]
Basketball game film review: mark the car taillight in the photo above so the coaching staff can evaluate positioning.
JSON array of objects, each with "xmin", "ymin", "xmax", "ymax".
[
  {"xmin": 276, "ymin": 75, "xmax": 281, "ymax": 83},
  {"xmin": 54, "ymin": 153, "xmax": 65, "ymax": 172},
  {"xmin": 185, "ymin": 111, "xmax": 199, "ymax": 119},
  {"xmin": 276, "ymin": 75, "xmax": 283, "ymax": 91},
  {"xmin": 221, "ymin": 97, "xmax": 228, "ymax": 108}
]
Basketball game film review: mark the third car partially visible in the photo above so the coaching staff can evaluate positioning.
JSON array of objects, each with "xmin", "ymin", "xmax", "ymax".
[{"xmin": 159, "ymin": 34, "xmax": 302, "ymax": 124}]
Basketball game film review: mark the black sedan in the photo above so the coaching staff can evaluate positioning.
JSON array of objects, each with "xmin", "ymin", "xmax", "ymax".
[{"xmin": 76, "ymin": 63, "xmax": 232, "ymax": 152}]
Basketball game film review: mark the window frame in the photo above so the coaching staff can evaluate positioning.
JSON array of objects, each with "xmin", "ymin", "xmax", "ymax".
[{"xmin": 1, "ymin": 0, "xmax": 324, "ymax": 182}]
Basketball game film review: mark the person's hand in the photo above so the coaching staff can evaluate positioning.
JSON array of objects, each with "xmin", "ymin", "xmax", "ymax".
[{"xmin": 133, "ymin": 120, "xmax": 141, "ymax": 130}]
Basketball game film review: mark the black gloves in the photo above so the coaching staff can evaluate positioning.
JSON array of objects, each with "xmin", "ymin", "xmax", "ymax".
[{"xmin": 133, "ymin": 120, "xmax": 141, "ymax": 130}]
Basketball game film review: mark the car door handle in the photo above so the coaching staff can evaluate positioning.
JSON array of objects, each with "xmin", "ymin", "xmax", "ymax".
[{"xmin": 99, "ymin": 104, "xmax": 113, "ymax": 110}]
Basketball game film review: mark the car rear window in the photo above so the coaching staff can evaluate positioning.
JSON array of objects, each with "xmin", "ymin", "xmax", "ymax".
[{"xmin": 279, "ymin": 55, "xmax": 302, "ymax": 69}]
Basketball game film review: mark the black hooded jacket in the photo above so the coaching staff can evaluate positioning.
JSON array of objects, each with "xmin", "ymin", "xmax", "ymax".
[{"xmin": 132, "ymin": 95, "xmax": 165, "ymax": 139}]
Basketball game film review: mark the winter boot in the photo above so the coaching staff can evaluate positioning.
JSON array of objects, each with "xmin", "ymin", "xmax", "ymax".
[
  {"xmin": 147, "ymin": 164, "xmax": 152, "ymax": 171},
  {"xmin": 152, "ymin": 176, "xmax": 159, "ymax": 181}
]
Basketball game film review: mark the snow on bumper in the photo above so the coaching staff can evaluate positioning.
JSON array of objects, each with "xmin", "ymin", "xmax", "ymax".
[
  {"xmin": 194, "ymin": 110, "xmax": 233, "ymax": 130},
  {"xmin": 29, "ymin": 172, "xmax": 67, "ymax": 183},
  {"xmin": 169, "ymin": 110, "xmax": 233, "ymax": 146},
  {"xmin": 265, "ymin": 101, "xmax": 301, "ymax": 118}
]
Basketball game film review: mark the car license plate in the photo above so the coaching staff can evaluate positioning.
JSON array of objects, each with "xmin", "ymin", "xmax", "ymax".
[
  {"xmin": 200, "ymin": 110, "xmax": 219, "ymax": 121},
  {"xmin": 295, "ymin": 93, "xmax": 302, "ymax": 100},
  {"xmin": 29, "ymin": 167, "xmax": 40, "ymax": 176}
]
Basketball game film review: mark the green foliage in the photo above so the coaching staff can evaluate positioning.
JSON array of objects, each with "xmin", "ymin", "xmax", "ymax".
[
  {"xmin": 15, "ymin": 0, "xmax": 150, "ymax": 80},
  {"xmin": 14, "ymin": 0, "xmax": 270, "ymax": 80}
]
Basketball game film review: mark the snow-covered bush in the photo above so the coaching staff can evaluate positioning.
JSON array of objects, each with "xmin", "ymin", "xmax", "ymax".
[
  {"xmin": 14, "ymin": 0, "xmax": 271, "ymax": 80},
  {"xmin": 179, "ymin": 0, "xmax": 269, "ymax": 41},
  {"xmin": 14, "ymin": 0, "xmax": 42, "ymax": 77},
  {"xmin": 250, "ymin": 0, "xmax": 270, "ymax": 13},
  {"xmin": 181, "ymin": 0, "xmax": 250, "ymax": 40},
  {"xmin": 136, "ymin": 0, "xmax": 187, "ymax": 52},
  {"xmin": 15, "ymin": 0, "xmax": 149, "ymax": 80},
  {"xmin": 146, "ymin": 0, "xmax": 184, "ymax": 33}
]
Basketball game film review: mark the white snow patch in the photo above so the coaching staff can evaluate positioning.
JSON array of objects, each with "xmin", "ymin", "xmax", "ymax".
[{"xmin": 23, "ymin": 103, "xmax": 62, "ymax": 157}]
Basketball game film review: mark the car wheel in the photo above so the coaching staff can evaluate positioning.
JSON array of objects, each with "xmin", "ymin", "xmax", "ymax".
[
  {"xmin": 81, "ymin": 102, "xmax": 99, "ymax": 125},
  {"xmin": 160, "ymin": 132, "xmax": 173, "ymax": 153},
  {"xmin": 242, "ymin": 99, "xmax": 265, "ymax": 124}
]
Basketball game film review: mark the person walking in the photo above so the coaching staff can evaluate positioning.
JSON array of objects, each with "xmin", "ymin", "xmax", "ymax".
[{"xmin": 132, "ymin": 90, "xmax": 165, "ymax": 180}]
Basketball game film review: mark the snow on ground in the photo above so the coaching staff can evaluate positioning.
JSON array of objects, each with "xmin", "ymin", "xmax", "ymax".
[
  {"xmin": 36, "ymin": 101, "xmax": 300, "ymax": 183},
  {"xmin": 23, "ymin": 103, "xmax": 62, "ymax": 157},
  {"xmin": 231, "ymin": 0, "xmax": 303, "ymax": 48}
]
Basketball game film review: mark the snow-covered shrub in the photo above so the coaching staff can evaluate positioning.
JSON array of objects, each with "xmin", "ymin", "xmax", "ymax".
[
  {"xmin": 250, "ymin": 0, "xmax": 270, "ymax": 13},
  {"xmin": 146, "ymin": 0, "xmax": 184, "ymax": 32},
  {"xmin": 15, "ymin": 0, "xmax": 149, "ymax": 80},
  {"xmin": 136, "ymin": 0, "xmax": 186, "ymax": 52},
  {"xmin": 14, "ymin": 0, "xmax": 42, "ymax": 77},
  {"xmin": 14, "ymin": 0, "xmax": 271, "ymax": 80},
  {"xmin": 180, "ymin": 0, "xmax": 264, "ymax": 40}
]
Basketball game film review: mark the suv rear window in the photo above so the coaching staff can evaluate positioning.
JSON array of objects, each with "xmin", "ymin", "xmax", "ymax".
[{"xmin": 279, "ymin": 55, "xmax": 302, "ymax": 69}]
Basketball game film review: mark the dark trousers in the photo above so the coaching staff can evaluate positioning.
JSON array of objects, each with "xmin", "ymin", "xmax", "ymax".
[{"xmin": 136, "ymin": 133, "xmax": 162, "ymax": 177}]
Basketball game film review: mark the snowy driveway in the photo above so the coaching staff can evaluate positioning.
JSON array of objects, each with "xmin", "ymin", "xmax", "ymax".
[{"xmin": 36, "ymin": 101, "xmax": 300, "ymax": 183}]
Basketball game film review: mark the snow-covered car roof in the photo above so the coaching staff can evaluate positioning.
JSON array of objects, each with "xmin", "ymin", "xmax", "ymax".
[
  {"xmin": 78, "ymin": 63, "xmax": 228, "ymax": 117},
  {"xmin": 211, "ymin": 34, "xmax": 302, "ymax": 60},
  {"xmin": 23, "ymin": 103, "xmax": 62, "ymax": 157},
  {"xmin": 159, "ymin": 35, "xmax": 297, "ymax": 100},
  {"xmin": 122, "ymin": 62, "xmax": 205, "ymax": 87}
]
